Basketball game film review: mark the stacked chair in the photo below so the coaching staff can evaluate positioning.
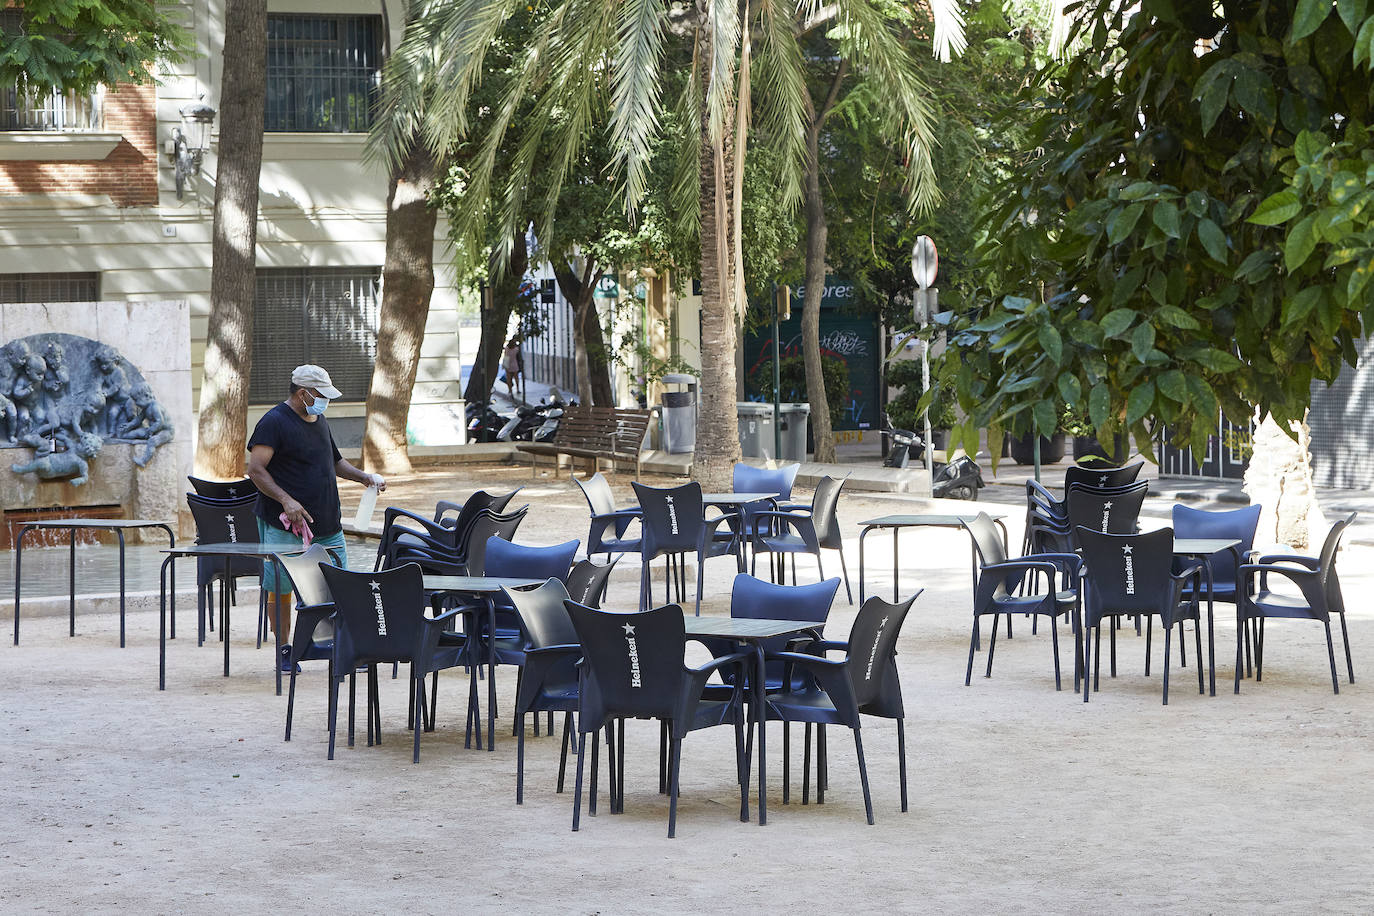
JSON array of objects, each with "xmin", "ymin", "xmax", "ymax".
[
  {"xmin": 185, "ymin": 490, "xmax": 266, "ymax": 646},
  {"xmin": 373, "ymin": 487, "xmax": 523, "ymax": 571}
]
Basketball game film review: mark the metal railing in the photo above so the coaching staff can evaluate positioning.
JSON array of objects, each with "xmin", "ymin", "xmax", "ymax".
[{"xmin": 0, "ymin": 85, "xmax": 102, "ymax": 131}]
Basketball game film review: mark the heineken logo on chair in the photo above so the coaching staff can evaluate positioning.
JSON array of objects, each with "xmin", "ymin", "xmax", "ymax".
[
  {"xmin": 370, "ymin": 580, "xmax": 388, "ymax": 636},
  {"xmin": 624, "ymin": 623, "xmax": 642, "ymax": 687}
]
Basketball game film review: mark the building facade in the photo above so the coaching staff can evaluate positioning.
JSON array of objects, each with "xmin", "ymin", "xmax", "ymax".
[{"xmin": 0, "ymin": 0, "xmax": 466, "ymax": 452}]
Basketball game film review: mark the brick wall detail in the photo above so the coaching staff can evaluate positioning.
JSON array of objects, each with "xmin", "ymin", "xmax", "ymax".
[{"xmin": 0, "ymin": 82, "xmax": 159, "ymax": 207}]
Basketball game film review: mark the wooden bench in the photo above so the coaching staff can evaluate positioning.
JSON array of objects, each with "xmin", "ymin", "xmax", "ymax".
[{"xmin": 515, "ymin": 406, "xmax": 653, "ymax": 479}]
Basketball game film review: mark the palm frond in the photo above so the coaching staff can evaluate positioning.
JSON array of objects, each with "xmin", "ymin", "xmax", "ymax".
[
  {"xmin": 928, "ymin": 0, "xmax": 967, "ymax": 63},
  {"xmin": 414, "ymin": 0, "xmax": 524, "ymax": 156},
  {"xmin": 609, "ymin": 0, "xmax": 667, "ymax": 212},
  {"xmin": 832, "ymin": 0, "xmax": 940, "ymax": 214},
  {"xmin": 750, "ymin": 0, "xmax": 807, "ymax": 211},
  {"xmin": 704, "ymin": 0, "xmax": 741, "ymax": 144}
]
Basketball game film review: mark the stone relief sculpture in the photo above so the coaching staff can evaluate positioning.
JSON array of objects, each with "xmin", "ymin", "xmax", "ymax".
[{"xmin": 1, "ymin": 334, "xmax": 172, "ymax": 485}]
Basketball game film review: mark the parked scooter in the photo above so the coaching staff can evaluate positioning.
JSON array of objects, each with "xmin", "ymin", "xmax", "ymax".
[
  {"xmin": 883, "ymin": 416, "xmax": 984, "ymax": 500},
  {"xmin": 465, "ymin": 402, "xmax": 506, "ymax": 443}
]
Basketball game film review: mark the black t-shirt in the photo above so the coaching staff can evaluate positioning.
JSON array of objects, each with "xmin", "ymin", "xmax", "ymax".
[{"xmin": 248, "ymin": 402, "xmax": 343, "ymax": 538}]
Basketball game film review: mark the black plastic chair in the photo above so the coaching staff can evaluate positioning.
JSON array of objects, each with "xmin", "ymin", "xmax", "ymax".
[
  {"xmin": 188, "ymin": 475, "xmax": 258, "ymax": 499},
  {"xmin": 373, "ymin": 488, "xmax": 522, "ymax": 570},
  {"xmin": 1064, "ymin": 481, "xmax": 1148, "ymax": 542},
  {"xmin": 457, "ymin": 508, "xmax": 532, "ymax": 576},
  {"xmin": 748, "ymin": 475, "xmax": 852, "ymax": 604},
  {"xmin": 565, "ymin": 600, "xmax": 750, "ymax": 837},
  {"xmin": 960, "ymin": 512, "xmax": 1081, "ymax": 691},
  {"xmin": 566, "ymin": 557, "xmax": 619, "ymax": 608},
  {"xmin": 1237, "ymin": 512, "xmax": 1357, "ymax": 695},
  {"xmin": 506, "ymin": 579, "xmax": 582, "ymax": 804},
  {"xmin": 573, "ymin": 473, "xmax": 642, "ymax": 560},
  {"xmin": 186, "ymin": 492, "xmax": 265, "ymax": 645},
  {"xmin": 765, "ymin": 591, "xmax": 921, "ymax": 824},
  {"xmin": 319, "ymin": 563, "xmax": 470, "ymax": 762},
  {"xmin": 275, "ymin": 545, "xmax": 377, "ymax": 748},
  {"xmin": 1077, "ymin": 526, "xmax": 1203, "ymax": 704},
  {"xmin": 1062, "ymin": 461, "xmax": 1144, "ymax": 492},
  {"xmin": 631, "ymin": 481, "xmax": 741, "ymax": 615}
]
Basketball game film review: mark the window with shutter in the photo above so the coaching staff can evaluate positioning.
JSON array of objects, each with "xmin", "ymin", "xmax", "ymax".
[{"xmin": 250, "ymin": 267, "xmax": 380, "ymax": 404}]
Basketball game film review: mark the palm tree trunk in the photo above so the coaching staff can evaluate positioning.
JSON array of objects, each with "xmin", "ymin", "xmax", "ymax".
[
  {"xmin": 195, "ymin": 0, "xmax": 266, "ymax": 479},
  {"xmin": 362, "ymin": 142, "xmax": 439, "ymax": 474},
  {"xmin": 695, "ymin": 28, "xmax": 742, "ymax": 490}
]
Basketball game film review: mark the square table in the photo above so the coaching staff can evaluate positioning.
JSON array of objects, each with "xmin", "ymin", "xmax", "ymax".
[
  {"xmin": 1172, "ymin": 536, "xmax": 1242, "ymax": 697},
  {"xmin": 422, "ymin": 575, "xmax": 544, "ymax": 751},
  {"xmin": 158, "ymin": 542, "xmax": 304, "ymax": 695},
  {"xmin": 13, "ymin": 518, "xmax": 176, "ymax": 648},
  {"xmin": 684, "ymin": 613, "xmax": 825, "ymax": 826},
  {"xmin": 858, "ymin": 514, "xmax": 1008, "ymax": 603}
]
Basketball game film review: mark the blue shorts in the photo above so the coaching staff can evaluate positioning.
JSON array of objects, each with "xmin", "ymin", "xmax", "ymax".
[{"xmin": 257, "ymin": 518, "xmax": 348, "ymax": 595}]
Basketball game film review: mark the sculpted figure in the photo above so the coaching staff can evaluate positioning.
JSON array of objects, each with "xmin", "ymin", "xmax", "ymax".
[
  {"xmin": 11, "ymin": 431, "xmax": 103, "ymax": 486},
  {"xmin": 93, "ymin": 345, "xmax": 135, "ymax": 436},
  {"xmin": 118, "ymin": 382, "xmax": 173, "ymax": 467},
  {"xmin": 11, "ymin": 352, "xmax": 46, "ymax": 434},
  {"xmin": 23, "ymin": 389, "xmax": 104, "ymax": 456},
  {"xmin": 41, "ymin": 340, "xmax": 70, "ymax": 410}
]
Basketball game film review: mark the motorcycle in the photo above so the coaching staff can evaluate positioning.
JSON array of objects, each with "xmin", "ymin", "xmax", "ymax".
[
  {"xmin": 883, "ymin": 416, "xmax": 984, "ymax": 500},
  {"xmin": 465, "ymin": 402, "xmax": 506, "ymax": 443}
]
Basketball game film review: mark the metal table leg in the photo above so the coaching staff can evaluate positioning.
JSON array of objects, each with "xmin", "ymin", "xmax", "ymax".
[
  {"xmin": 754, "ymin": 642, "xmax": 767, "ymax": 826},
  {"xmin": 117, "ymin": 529, "xmax": 127, "ymax": 647},
  {"xmin": 222, "ymin": 554, "xmax": 231, "ymax": 677},
  {"xmin": 69, "ymin": 526, "xmax": 77, "ymax": 637},
  {"xmin": 13, "ymin": 524, "xmax": 33, "ymax": 645}
]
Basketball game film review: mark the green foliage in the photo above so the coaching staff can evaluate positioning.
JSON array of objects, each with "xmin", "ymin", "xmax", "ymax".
[
  {"xmin": 945, "ymin": 0, "xmax": 1374, "ymax": 461},
  {"xmin": 0, "ymin": 1, "xmax": 190, "ymax": 94},
  {"xmin": 749, "ymin": 353, "xmax": 850, "ymax": 424},
  {"xmin": 885, "ymin": 357, "xmax": 957, "ymax": 430}
]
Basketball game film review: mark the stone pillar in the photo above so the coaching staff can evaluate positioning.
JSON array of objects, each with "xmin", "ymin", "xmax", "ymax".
[{"xmin": 1242, "ymin": 409, "xmax": 1325, "ymax": 551}]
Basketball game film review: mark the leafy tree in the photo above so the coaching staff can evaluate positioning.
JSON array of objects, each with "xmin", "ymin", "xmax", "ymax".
[
  {"xmin": 944, "ymin": 0, "xmax": 1374, "ymax": 464},
  {"xmin": 0, "ymin": 0, "xmax": 190, "ymax": 93},
  {"xmin": 390, "ymin": 0, "xmax": 953, "ymax": 486}
]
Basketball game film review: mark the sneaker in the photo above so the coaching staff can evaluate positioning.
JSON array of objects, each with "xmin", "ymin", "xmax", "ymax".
[{"xmin": 279, "ymin": 645, "xmax": 301, "ymax": 674}]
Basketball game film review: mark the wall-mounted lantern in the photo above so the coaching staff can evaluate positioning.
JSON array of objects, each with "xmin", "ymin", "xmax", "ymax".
[{"xmin": 165, "ymin": 97, "xmax": 217, "ymax": 200}]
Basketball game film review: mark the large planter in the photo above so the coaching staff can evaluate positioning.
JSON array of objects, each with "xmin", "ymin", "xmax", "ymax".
[
  {"xmin": 1072, "ymin": 433, "xmax": 1129, "ymax": 466},
  {"xmin": 1009, "ymin": 432, "xmax": 1066, "ymax": 465}
]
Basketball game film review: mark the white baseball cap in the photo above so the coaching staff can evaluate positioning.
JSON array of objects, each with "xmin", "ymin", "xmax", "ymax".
[{"xmin": 291, "ymin": 364, "xmax": 342, "ymax": 399}]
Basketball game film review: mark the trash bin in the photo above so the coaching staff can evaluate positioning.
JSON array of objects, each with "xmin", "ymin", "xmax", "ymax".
[
  {"xmin": 661, "ymin": 372, "xmax": 697, "ymax": 454},
  {"xmin": 737, "ymin": 402, "xmax": 776, "ymax": 459},
  {"xmin": 778, "ymin": 402, "xmax": 810, "ymax": 461}
]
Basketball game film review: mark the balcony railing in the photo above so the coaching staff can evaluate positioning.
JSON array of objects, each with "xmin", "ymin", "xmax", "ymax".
[{"xmin": 0, "ymin": 85, "xmax": 102, "ymax": 131}]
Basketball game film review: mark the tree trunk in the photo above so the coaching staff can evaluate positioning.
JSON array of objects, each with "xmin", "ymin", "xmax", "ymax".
[
  {"xmin": 361, "ymin": 142, "xmax": 439, "ymax": 474},
  {"xmin": 581, "ymin": 298, "xmax": 616, "ymax": 407},
  {"xmin": 1243, "ymin": 410, "xmax": 1324, "ymax": 550},
  {"xmin": 800, "ymin": 62, "xmax": 847, "ymax": 465},
  {"xmin": 194, "ymin": 0, "xmax": 266, "ymax": 479},
  {"xmin": 694, "ymin": 28, "xmax": 742, "ymax": 490},
  {"xmin": 553, "ymin": 258, "xmax": 613, "ymax": 406},
  {"xmin": 801, "ymin": 119, "xmax": 834, "ymax": 462},
  {"xmin": 463, "ymin": 229, "xmax": 527, "ymax": 407}
]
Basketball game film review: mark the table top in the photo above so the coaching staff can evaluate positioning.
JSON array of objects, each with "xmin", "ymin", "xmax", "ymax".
[
  {"xmin": 703, "ymin": 492, "xmax": 779, "ymax": 505},
  {"xmin": 683, "ymin": 615, "xmax": 824, "ymax": 640},
  {"xmin": 1173, "ymin": 538, "xmax": 1242, "ymax": 555},
  {"xmin": 162, "ymin": 542, "xmax": 304, "ymax": 557},
  {"xmin": 22, "ymin": 518, "xmax": 175, "ymax": 530},
  {"xmin": 422, "ymin": 575, "xmax": 545, "ymax": 594},
  {"xmin": 859, "ymin": 513, "xmax": 1005, "ymax": 529}
]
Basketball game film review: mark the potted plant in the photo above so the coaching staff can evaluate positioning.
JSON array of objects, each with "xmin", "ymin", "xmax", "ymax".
[
  {"xmin": 1062, "ymin": 405, "xmax": 1128, "ymax": 466},
  {"xmin": 1008, "ymin": 426, "xmax": 1066, "ymax": 465},
  {"xmin": 885, "ymin": 358, "xmax": 956, "ymax": 457}
]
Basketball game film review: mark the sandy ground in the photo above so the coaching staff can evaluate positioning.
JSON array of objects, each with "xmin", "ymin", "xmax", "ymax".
[{"xmin": 3, "ymin": 463, "xmax": 1374, "ymax": 914}]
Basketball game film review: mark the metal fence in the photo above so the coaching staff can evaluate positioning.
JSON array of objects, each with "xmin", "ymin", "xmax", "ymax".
[{"xmin": 1157, "ymin": 413, "xmax": 1252, "ymax": 480}]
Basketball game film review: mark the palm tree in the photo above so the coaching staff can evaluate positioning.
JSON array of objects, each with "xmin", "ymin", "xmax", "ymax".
[{"xmin": 387, "ymin": 0, "xmax": 959, "ymax": 485}]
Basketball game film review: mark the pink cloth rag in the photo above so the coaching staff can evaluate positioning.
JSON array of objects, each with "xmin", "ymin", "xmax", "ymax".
[{"xmin": 279, "ymin": 513, "xmax": 313, "ymax": 548}]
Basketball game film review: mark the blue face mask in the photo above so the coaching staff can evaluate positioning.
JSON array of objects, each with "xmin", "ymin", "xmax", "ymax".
[{"xmin": 305, "ymin": 393, "xmax": 328, "ymax": 416}]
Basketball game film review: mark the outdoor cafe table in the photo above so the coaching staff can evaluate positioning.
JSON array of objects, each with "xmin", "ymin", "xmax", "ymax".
[
  {"xmin": 13, "ymin": 518, "xmax": 176, "ymax": 648},
  {"xmin": 683, "ymin": 613, "xmax": 824, "ymax": 826},
  {"xmin": 857, "ymin": 514, "xmax": 1008, "ymax": 604},
  {"xmin": 1172, "ymin": 536, "xmax": 1242, "ymax": 697},
  {"xmin": 422, "ymin": 575, "xmax": 543, "ymax": 751},
  {"xmin": 158, "ymin": 542, "xmax": 303, "ymax": 695}
]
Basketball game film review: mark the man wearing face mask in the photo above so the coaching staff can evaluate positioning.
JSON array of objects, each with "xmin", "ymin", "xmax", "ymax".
[{"xmin": 247, "ymin": 364, "xmax": 386, "ymax": 672}]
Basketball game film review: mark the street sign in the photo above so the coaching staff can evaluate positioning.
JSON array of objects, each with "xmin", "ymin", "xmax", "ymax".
[
  {"xmin": 911, "ymin": 235, "xmax": 938, "ymax": 289},
  {"xmin": 594, "ymin": 274, "xmax": 619, "ymax": 298}
]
